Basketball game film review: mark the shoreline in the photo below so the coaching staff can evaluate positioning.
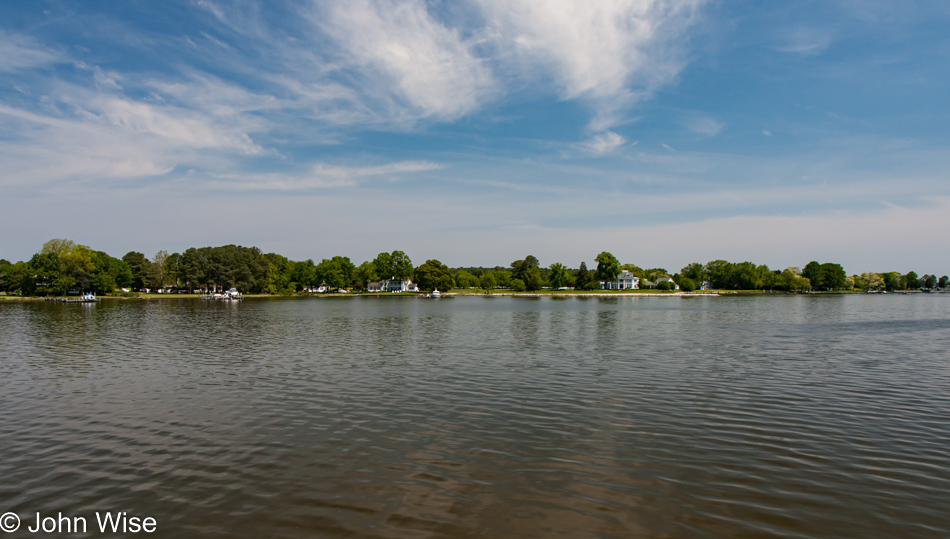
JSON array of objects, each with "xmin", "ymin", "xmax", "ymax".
[{"xmin": 3, "ymin": 290, "xmax": 935, "ymax": 303}]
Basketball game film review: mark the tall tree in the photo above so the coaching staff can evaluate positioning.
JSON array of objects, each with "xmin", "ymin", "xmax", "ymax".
[
  {"xmin": 149, "ymin": 250, "xmax": 169, "ymax": 289},
  {"xmin": 454, "ymin": 270, "xmax": 475, "ymax": 288},
  {"xmin": 414, "ymin": 259, "xmax": 454, "ymax": 292},
  {"xmin": 479, "ymin": 272, "xmax": 496, "ymax": 293},
  {"xmin": 356, "ymin": 261, "xmax": 379, "ymax": 290},
  {"xmin": 574, "ymin": 262, "xmax": 594, "ymax": 290},
  {"xmin": 548, "ymin": 263, "xmax": 569, "ymax": 289},
  {"xmin": 595, "ymin": 252, "xmax": 621, "ymax": 284},
  {"xmin": 123, "ymin": 252, "xmax": 151, "ymax": 290},
  {"xmin": 904, "ymin": 271, "xmax": 919, "ymax": 290},
  {"xmin": 680, "ymin": 262, "xmax": 706, "ymax": 282},
  {"xmin": 373, "ymin": 251, "xmax": 413, "ymax": 280},
  {"xmin": 857, "ymin": 272, "xmax": 884, "ymax": 292},
  {"xmin": 510, "ymin": 255, "xmax": 540, "ymax": 281}
]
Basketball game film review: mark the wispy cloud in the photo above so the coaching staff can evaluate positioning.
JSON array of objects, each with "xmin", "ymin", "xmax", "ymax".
[
  {"xmin": 206, "ymin": 160, "xmax": 443, "ymax": 191},
  {"xmin": 576, "ymin": 131, "xmax": 626, "ymax": 155},
  {"xmin": 682, "ymin": 114, "xmax": 724, "ymax": 136},
  {"xmin": 776, "ymin": 27, "xmax": 833, "ymax": 55},
  {"xmin": 0, "ymin": 31, "xmax": 62, "ymax": 71},
  {"xmin": 315, "ymin": 0, "xmax": 496, "ymax": 122},
  {"xmin": 477, "ymin": 0, "xmax": 704, "ymax": 130}
]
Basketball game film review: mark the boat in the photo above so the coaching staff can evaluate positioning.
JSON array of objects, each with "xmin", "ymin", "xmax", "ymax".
[
  {"xmin": 62, "ymin": 292, "xmax": 98, "ymax": 303},
  {"xmin": 200, "ymin": 288, "xmax": 242, "ymax": 300},
  {"xmin": 431, "ymin": 289, "xmax": 441, "ymax": 299},
  {"xmin": 222, "ymin": 288, "xmax": 243, "ymax": 300}
]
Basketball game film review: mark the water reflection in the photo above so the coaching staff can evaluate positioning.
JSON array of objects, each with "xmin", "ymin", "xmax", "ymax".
[{"xmin": 1, "ymin": 295, "xmax": 949, "ymax": 538}]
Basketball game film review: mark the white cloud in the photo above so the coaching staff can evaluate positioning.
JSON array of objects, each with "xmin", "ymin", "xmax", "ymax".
[
  {"xmin": 763, "ymin": 130, "xmax": 772, "ymax": 136},
  {"xmin": 316, "ymin": 0, "xmax": 496, "ymax": 122},
  {"xmin": 682, "ymin": 114, "xmax": 724, "ymax": 136},
  {"xmin": 477, "ymin": 0, "xmax": 704, "ymax": 129},
  {"xmin": 83, "ymin": 96, "xmax": 265, "ymax": 155},
  {"xmin": 206, "ymin": 160, "xmax": 443, "ymax": 191},
  {"xmin": 777, "ymin": 27, "xmax": 833, "ymax": 55},
  {"xmin": 0, "ymin": 31, "xmax": 61, "ymax": 71},
  {"xmin": 576, "ymin": 131, "xmax": 626, "ymax": 155}
]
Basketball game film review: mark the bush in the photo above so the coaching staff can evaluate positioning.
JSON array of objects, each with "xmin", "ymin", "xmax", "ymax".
[
  {"xmin": 656, "ymin": 281, "xmax": 675, "ymax": 291},
  {"xmin": 678, "ymin": 277, "xmax": 697, "ymax": 292},
  {"xmin": 510, "ymin": 279, "xmax": 526, "ymax": 292}
]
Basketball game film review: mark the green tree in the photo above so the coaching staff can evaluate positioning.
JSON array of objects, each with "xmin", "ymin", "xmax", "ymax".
[
  {"xmin": 856, "ymin": 272, "xmax": 884, "ymax": 292},
  {"xmin": 676, "ymin": 276, "xmax": 697, "ymax": 292},
  {"xmin": 373, "ymin": 251, "xmax": 413, "ymax": 280},
  {"xmin": 149, "ymin": 250, "xmax": 169, "ymax": 290},
  {"xmin": 574, "ymin": 262, "xmax": 592, "ymax": 290},
  {"xmin": 594, "ymin": 252, "xmax": 621, "ymax": 284},
  {"xmin": 389, "ymin": 251, "xmax": 413, "ymax": 280},
  {"xmin": 123, "ymin": 252, "xmax": 151, "ymax": 290},
  {"xmin": 819, "ymin": 263, "xmax": 847, "ymax": 291},
  {"xmin": 705, "ymin": 260, "xmax": 735, "ymax": 289},
  {"xmin": 510, "ymin": 278, "xmax": 526, "ymax": 292},
  {"xmin": 882, "ymin": 272, "xmax": 902, "ymax": 291},
  {"xmin": 510, "ymin": 256, "xmax": 540, "ymax": 283},
  {"xmin": 315, "ymin": 257, "xmax": 355, "ymax": 290},
  {"xmin": 0, "ymin": 259, "xmax": 13, "ymax": 293},
  {"xmin": 454, "ymin": 270, "xmax": 475, "ymax": 288},
  {"xmin": 621, "ymin": 263, "xmax": 646, "ymax": 279},
  {"xmin": 548, "ymin": 262, "xmax": 569, "ymax": 289},
  {"xmin": 479, "ymin": 272, "xmax": 496, "ymax": 293},
  {"xmin": 356, "ymin": 261, "xmax": 379, "ymax": 290},
  {"xmin": 680, "ymin": 262, "xmax": 707, "ymax": 282},
  {"xmin": 939, "ymin": 276, "xmax": 949, "ymax": 289},
  {"xmin": 802, "ymin": 261, "xmax": 821, "ymax": 289},
  {"xmin": 414, "ymin": 259, "xmax": 454, "ymax": 292},
  {"xmin": 904, "ymin": 271, "xmax": 919, "ymax": 290}
]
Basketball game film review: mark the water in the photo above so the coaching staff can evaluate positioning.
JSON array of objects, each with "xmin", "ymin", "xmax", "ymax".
[{"xmin": 1, "ymin": 295, "xmax": 948, "ymax": 538}]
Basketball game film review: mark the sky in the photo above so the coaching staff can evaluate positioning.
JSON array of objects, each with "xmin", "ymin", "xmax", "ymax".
[{"xmin": 1, "ymin": 0, "xmax": 949, "ymax": 274}]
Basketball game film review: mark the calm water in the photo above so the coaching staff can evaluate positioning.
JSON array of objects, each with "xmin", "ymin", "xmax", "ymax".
[{"xmin": 1, "ymin": 295, "xmax": 948, "ymax": 538}]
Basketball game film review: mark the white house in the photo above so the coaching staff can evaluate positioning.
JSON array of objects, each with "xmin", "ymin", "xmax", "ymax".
[
  {"xmin": 601, "ymin": 270, "xmax": 640, "ymax": 290},
  {"xmin": 368, "ymin": 278, "xmax": 419, "ymax": 293}
]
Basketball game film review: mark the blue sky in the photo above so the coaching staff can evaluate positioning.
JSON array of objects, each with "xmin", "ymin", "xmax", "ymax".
[{"xmin": 2, "ymin": 0, "xmax": 948, "ymax": 273}]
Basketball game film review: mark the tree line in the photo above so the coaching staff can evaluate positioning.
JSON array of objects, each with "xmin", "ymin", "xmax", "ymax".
[{"xmin": 0, "ymin": 239, "xmax": 946, "ymax": 296}]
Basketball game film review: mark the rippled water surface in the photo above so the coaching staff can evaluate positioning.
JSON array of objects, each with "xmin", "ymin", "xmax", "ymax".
[{"xmin": 1, "ymin": 295, "xmax": 949, "ymax": 538}]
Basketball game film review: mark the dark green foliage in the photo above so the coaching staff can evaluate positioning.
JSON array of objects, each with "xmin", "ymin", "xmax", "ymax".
[
  {"xmin": 454, "ymin": 270, "xmax": 476, "ymax": 288},
  {"xmin": 676, "ymin": 276, "xmax": 697, "ymax": 292},
  {"xmin": 479, "ymin": 272, "xmax": 496, "ymax": 293},
  {"xmin": 122, "ymin": 252, "xmax": 151, "ymax": 290},
  {"xmin": 680, "ymin": 262, "xmax": 707, "ymax": 282},
  {"xmin": 594, "ymin": 252, "xmax": 621, "ymax": 284},
  {"xmin": 509, "ymin": 278, "xmax": 526, "ymax": 292},
  {"xmin": 373, "ymin": 251, "xmax": 413, "ymax": 280},
  {"xmin": 414, "ymin": 259, "xmax": 454, "ymax": 292},
  {"xmin": 7, "ymin": 239, "xmax": 940, "ymax": 298},
  {"xmin": 547, "ymin": 263, "xmax": 569, "ymax": 289},
  {"xmin": 574, "ymin": 262, "xmax": 592, "ymax": 290},
  {"xmin": 510, "ymin": 255, "xmax": 542, "ymax": 290}
]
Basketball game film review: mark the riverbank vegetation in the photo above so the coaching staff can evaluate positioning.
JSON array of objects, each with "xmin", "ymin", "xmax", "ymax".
[{"xmin": 1, "ymin": 239, "xmax": 946, "ymax": 297}]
